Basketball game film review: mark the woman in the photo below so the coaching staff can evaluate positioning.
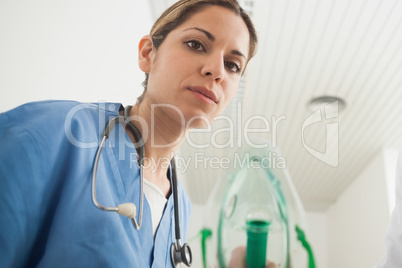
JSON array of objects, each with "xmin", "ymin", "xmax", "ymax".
[{"xmin": 0, "ymin": 0, "xmax": 257, "ymax": 267}]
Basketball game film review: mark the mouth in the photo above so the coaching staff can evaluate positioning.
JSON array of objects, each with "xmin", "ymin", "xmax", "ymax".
[{"xmin": 188, "ymin": 86, "xmax": 218, "ymax": 104}]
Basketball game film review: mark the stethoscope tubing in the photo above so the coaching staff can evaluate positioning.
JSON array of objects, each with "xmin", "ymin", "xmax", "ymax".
[
  {"xmin": 92, "ymin": 135, "xmax": 118, "ymax": 213},
  {"xmin": 171, "ymin": 159, "xmax": 182, "ymax": 245},
  {"xmin": 91, "ymin": 106, "xmax": 191, "ymax": 267},
  {"xmin": 91, "ymin": 115, "xmax": 144, "ymax": 230}
]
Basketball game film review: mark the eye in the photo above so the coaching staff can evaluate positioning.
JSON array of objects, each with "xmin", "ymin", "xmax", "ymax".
[
  {"xmin": 225, "ymin": 61, "xmax": 241, "ymax": 73},
  {"xmin": 185, "ymin": 40, "xmax": 205, "ymax": 52}
]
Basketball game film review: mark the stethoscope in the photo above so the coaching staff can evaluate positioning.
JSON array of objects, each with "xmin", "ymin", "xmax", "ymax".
[{"xmin": 91, "ymin": 105, "xmax": 192, "ymax": 267}]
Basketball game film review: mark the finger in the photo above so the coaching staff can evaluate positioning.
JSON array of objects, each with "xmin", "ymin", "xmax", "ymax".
[
  {"xmin": 228, "ymin": 246, "xmax": 246, "ymax": 268},
  {"xmin": 266, "ymin": 261, "xmax": 278, "ymax": 268}
]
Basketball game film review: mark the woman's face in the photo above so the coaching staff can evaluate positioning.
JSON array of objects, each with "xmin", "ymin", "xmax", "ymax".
[{"xmin": 141, "ymin": 5, "xmax": 250, "ymax": 128}]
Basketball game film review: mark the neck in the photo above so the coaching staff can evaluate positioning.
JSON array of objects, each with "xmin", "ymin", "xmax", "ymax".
[{"xmin": 123, "ymin": 101, "xmax": 187, "ymax": 196}]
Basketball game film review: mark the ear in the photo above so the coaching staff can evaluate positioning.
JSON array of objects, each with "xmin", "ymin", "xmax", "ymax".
[{"xmin": 138, "ymin": 35, "xmax": 154, "ymax": 73}]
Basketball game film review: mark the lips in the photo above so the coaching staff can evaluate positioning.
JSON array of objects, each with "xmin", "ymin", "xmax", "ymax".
[{"xmin": 188, "ymin": 86, "xmax": 218, "ymax": 104}]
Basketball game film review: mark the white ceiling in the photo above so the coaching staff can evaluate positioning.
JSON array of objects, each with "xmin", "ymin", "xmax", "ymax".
[{"xmin": 150, "ymin": 0, "xmax": 402, "ymax": 211}]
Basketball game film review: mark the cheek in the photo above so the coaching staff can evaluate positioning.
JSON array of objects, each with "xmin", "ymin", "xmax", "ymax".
[
  {"xmin": 157, "ymin": 55, "xmax": 190, "ymax": 82},
  {"xmin": 217, "ymin": 84, "xmax": 238, "ymax": 114},
  {"xmin": 225, "ymin": 80, "xmax": 240, "ymax": 101}
]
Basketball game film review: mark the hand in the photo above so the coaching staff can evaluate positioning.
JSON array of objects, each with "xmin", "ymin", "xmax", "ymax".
[{"xmin": 228, "ymin": 246, "xmax": 278, "ymax": 268}]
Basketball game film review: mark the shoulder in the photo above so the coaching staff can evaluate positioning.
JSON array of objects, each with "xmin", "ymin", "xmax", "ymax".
[
  {"xmin": 0, "ymin": 100, "xmax": 121, "ymax": 144},
  {"xmin": 0, "ymin": 100, "xmax": 123, "ymax": 165},
  {"xmin": 1, "ymin": 100, "xmax": 121, "ymax": 126}
]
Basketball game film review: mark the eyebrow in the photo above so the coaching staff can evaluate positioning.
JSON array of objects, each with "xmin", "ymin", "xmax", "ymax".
[
  {"xmin": 183, "ymin": 27, "xmax": 247, "ymax": 60},
  {"xmin": 183, "ymin": 27, "xmax": 215, "ymax": 41},
  {"xmin": 231, "ymin": 49, "xmax": 246, "ymax": 60}
]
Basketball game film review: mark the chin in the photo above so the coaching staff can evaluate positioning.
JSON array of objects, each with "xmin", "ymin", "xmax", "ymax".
[
  {"xmin": 179, "ymin": 105, "xmax": 215, "ymax": 128},
  {"xmin": 184, "ymin": 113, "xmax": 214, "ymax": 129},
  {"xmin": 189, "ymin": 120, "xmax": 212, "ymax": 129}
]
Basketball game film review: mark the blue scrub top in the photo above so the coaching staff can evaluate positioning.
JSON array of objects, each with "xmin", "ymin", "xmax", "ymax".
[{"xmin": 0, "ymin": 100, "xmax": 191, "ymax": 268}]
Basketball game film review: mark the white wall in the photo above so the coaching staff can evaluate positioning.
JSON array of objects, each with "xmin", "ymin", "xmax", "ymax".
[
  {"xmin": 305, "ymin": 211, "xmax": 328, "ymax": 268},
  {"xmin": 382, "ymin": 149, "xmax": 400, "ymax": 215},
  {"xmin": 187, "ymin": 204, "xmax": 208, "ymax": 268},
  {"xmin": 0, "ymin": 0, "xmax": 152, "ymax": 112},
  {"xmin": 326, "ymin": 150, "xmax": 393, "ymax": 268},
  {"xmin": 303, "ymin": 149, "xmax": 399, "ymax": 268}
]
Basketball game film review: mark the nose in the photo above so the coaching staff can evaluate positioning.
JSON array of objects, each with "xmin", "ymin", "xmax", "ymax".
[{"xmin": 201, "ymin": 53, "xmax": 225, "ymax": 83}]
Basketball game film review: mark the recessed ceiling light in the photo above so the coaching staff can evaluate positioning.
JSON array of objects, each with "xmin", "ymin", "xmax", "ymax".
[{"xmin": 308, "ymin": 95, "xmax": 346, "ymax": 114}]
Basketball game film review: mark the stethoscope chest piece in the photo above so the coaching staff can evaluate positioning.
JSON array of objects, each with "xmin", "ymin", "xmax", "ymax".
[{"xmin": 171, "ymin": 242, "xmax": 192, "ymax": 267}]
